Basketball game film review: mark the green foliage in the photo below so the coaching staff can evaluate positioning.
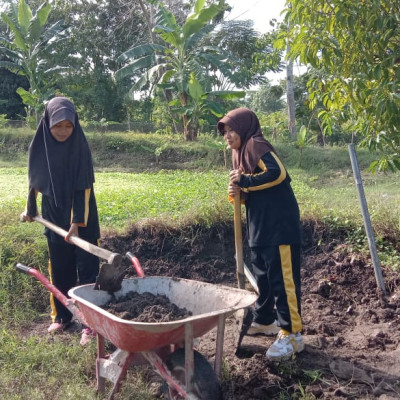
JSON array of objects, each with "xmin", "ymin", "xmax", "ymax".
[
  {"xmin": 206, "ymin": 20, "xmax": 283, "ymax": 89},
  {"xmin": 0, "ymin": 114, "xmax": 8, "ymax": 127},
  {"xmin": 115, "ymin": 1, "xmax": 245, "ymax": 140},
  {"xmin": 296, "ymin": 125, "xmax": 308, "ymax": 166},
  {"xmin": 281, "ymin": 0, "xmax": 400, "ymax": 171},
  {"xmin": 0, "ymin": 0, "xmax": 68, "ymax": 121},
  {"xmin": 247, "ymin": 81, "xmax": 285, "ymax": 114}
]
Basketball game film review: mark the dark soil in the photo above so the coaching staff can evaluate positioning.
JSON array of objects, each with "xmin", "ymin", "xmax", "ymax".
[
  {"xmin": 102, "ymin": 291, "xmax": 192, "ymax": 322},
  {"xmin": 100, "ymin": 220, "xmax": 400, "ymax": 400}
]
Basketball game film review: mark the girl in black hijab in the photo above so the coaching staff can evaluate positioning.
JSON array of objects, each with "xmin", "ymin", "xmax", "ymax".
[
  {"xmin": 20, "ymin": 97, "xmax": 100, "ymax": 345},
  {"xmin": 218, "ymin": 108, "xmax": 303, "ymax": 361}
]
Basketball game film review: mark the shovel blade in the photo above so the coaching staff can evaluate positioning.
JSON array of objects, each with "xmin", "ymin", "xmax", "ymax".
[
  {"xmin": 234, "ymin": 306, "xmax": 254, "ymax": 356},
  {"xmin": 94, "ymin": 262, "xmax": 126, "ymax": 292}
]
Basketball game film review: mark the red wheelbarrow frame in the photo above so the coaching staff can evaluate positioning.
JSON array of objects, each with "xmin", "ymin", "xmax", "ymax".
[{"xmin": 16, "ymin": 256, "xmax": 256, "ymax": 399}]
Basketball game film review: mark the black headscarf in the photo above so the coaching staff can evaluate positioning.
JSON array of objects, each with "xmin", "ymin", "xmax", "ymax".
[
  {"xmin": 218, "ymin": 107, "xmax": 275, "ymax": 174},
  {"xmin": 28, "ymin": 97, "xmax": 95, "ymax": 208}
]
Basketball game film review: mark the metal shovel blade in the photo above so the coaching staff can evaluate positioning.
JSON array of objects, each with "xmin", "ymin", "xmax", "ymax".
[
  {"xmin": 234, "ymin": 306, "xmax": 254, "ymax": 356},
  {"xmin": 94, "ymin": 262, "xmax": 127, "ymax": 292}
]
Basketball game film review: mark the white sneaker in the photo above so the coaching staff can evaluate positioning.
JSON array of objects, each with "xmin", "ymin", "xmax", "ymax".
[
  {"xmin": 247, "ymin": 321, "xmax": 280, "ymax": 336},
  {"xmin": 266, "ymin": 331, "xmax": 304, "ymax": 361}
]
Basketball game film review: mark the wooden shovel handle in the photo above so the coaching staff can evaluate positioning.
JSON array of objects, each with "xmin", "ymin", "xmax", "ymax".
[
  {"xmin": 234, "ymin": 193, "xmax": 245, "ymax": 289},
  {"xmin": 33, "ymin": 215, "xmax": 121, "ymax": 265}
]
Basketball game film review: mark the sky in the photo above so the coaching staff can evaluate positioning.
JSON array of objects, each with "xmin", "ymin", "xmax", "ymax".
[
  {"xmin": 224, "ymin": 0, "xmax": 305, "ymax": 83},
  {"xmin": 226, "ymin": 0, "xmax": 287, "ymax": 34}
]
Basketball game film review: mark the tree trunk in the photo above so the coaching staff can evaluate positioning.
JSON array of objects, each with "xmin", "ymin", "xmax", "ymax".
[
  {"xmin": 286, "ymin": 52, "xmax": 297, "ymax": 140},
  {"xmin": 138, "ymin": 0, "xmax": 181, "ymax": 134},
  {"xmin": 180, "ymin": 92, "xmax": 196, "ymax": 141},
  {"xmin": 137, "ymin": 0, "xmax": 156, "ymax": 42},
  {"xmin": 286, "ymin": 5, "xmax": 297, "ymax": 141}
]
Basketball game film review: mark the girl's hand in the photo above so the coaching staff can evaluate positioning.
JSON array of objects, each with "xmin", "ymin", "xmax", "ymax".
[
  {"xmin": 65, "ymin": 223, "xmax": 79, "ymax": 242},
  {"xmin": 20, "ymin": 211, "xmax": 34, "ymax": 222},
  {"xmin": 229, "ymin": 169, "xmax": 242, "ymax": 184},
  {"xmin": 228, "ymin": 182, "xmax": 241, "ymax": 197}
]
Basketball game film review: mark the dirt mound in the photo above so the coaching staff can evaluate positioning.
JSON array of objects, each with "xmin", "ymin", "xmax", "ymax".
[
  {"xmin": 102, "ymin": 291, "xmax": 192, "ymax": 322},
  {"xmin": 101, "ymin": 221, "xmax": 400, "ymax": 399}
]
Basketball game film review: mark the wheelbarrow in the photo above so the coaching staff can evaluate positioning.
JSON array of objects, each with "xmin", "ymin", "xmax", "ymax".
[{"xmin": 16, "ymin": 254, "xmax": 257, "ymax": 400}]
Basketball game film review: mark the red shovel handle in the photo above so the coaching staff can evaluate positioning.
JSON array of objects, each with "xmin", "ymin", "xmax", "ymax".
[{"xmin": 15, "ymin": 263, "xmax": 88, "ymax": 326}]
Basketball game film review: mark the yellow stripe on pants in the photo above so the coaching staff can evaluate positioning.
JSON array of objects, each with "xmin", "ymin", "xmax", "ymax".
[
  {"xmin": 279, "ymin": 244, "xmax": 302, "ymax": 333},
  {"xmin": 48, "ymin": 258, "xmax": 57, "ymax": 323}
]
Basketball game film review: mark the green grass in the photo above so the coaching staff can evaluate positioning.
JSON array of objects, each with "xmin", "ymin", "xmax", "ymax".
[
  {"xmin": 95, "ymin": 170, "xmax": 230, "ymax": 229},
  {"xmin": 0, "ymin": 329, "xmax": 98, "ymax": 400},
  {"xmin": 1, "ymin": 132, "xmax": 400, "ymax": 399}
]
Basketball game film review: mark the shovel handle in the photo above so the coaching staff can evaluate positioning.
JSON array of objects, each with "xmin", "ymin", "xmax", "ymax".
[
  {"xmin": 234, "ymin": 193, "xmax": 245, "ymax": 289},
  {"xmin": 33, "ymin": 215, "xmax": 121, "ymax": 265}
]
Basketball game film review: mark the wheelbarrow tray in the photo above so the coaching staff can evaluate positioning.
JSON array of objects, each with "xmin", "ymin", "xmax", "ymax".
[{"xmin": 69, "ymin": 276, "xmax": 257, "ymax": 353}]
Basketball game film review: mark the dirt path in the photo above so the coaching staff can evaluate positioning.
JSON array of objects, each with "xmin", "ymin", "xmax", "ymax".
[{"xmin": 101, "ymin": 221, "xmax": 400, "ymax": 399}]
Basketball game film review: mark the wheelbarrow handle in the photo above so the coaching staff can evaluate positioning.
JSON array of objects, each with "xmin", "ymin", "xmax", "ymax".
[
  {"xmin": 16, "ymin": 263, "xmax": 31, "ymax": 274},
  {"xmin": 126, "ymin": 252, "xmax": 145, "ymax": 277},
  {"xmin": 33, "ymin": 215, "xmax": 122, "ymax": 265},
  {"xmin": 15, "ymin": 263, "xmax": 88, "ymax": 326}
]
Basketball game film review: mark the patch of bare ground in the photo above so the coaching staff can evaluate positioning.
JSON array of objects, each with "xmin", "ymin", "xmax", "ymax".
[
  {"xmin": 101, "ymin": 220, "xmax": 400, "ymax": 399},
  {"xmin": 22, "ymin": 219, "xmax": 400, "ymax": 399}
]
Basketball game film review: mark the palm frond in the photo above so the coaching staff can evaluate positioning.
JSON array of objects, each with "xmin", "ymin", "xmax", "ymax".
[
  {"xmin": 115, "ymin": 54, "xmax": 156, "ymax": 81},
  {"xmin": 117, "ymin": 43, "xmax": 166, "ymax": 63},
  {"xmin": 0, "ymin": 60, "xmax": 24, "ymax": 74}
]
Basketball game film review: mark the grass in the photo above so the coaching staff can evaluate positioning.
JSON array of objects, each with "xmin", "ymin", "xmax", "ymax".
[
  {"xmin": 1, "ymin": 130, "xmax": 399, "ymax": 399},
  {"xmin": 0, "ymin": 329, "xmax": 98, "ymax": 400},
  {"xmin": 95, "ymin": 170, "xmax": 230, "ymax": 229}
]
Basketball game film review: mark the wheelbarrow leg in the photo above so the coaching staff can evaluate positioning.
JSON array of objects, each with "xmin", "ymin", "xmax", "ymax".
[
  {"xmin": 96, "ymin": 333, "xmax": 106, "ymax": 394},
  {"xmin": 214, "ymin": 314, "xmax": 226, "ymax": 377},
  {"xmin": 96, "ymin": 340, "xmax": 135, "ymax": 400},
  {"xmin": 184, "ymin": 321, "xmax": 194, "ymax": 394}
]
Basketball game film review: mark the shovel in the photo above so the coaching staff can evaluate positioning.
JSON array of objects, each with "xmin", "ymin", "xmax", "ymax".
[
  {"xmin": 233, "ymin": 193, "xmax": 258, "ymax": 353},
  {"xmin": 33, "ymin": 215, "xmax": 126, "ymax": 292}
]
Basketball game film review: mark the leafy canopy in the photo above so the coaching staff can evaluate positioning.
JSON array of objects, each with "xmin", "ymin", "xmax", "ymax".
[
  {"xmin": 0, "ymin": 0, "xmax": 67, "ymax": 120},
  {"xmin": 116, "ymin": 0, "xmax": 244, "ymax": 140},
  {"xmin": 279, "ymin": 0, "xmax": 400, "ymax": 171}
]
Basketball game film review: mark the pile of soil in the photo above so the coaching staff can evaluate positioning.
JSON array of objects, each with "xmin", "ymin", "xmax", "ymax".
[
  {"xmin": 101, "ymin": 220, "xmax": 400, "ymax": 399},
  {"xmin": 102, "ymin": 291, "xmax": 192, "ymax": 322}
]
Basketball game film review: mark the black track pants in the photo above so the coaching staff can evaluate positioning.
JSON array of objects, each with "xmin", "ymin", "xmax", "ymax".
[
  {"xmin": 47, "ymin": 239, "xmax": 99, "ymax": 324},
  {"xmin": 250, "ymin": 244, "xmax": 302, "ymax": 333}
]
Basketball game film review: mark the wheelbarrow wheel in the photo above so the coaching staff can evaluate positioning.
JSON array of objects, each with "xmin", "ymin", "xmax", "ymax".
[{"xmin": 165, "ymin": 348, "xmax": 221, "ymax": 400}]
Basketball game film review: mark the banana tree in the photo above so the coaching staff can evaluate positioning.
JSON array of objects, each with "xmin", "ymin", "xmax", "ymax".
[
  {"xmin": 116, "ymin": 0, "xmax": 235, "ymax": 140},
  {"xmin": 0, "ymin": 0, "xmax": 68, "ymax": 123},
  {"xmin": 169, "ymin": 72, "xmax": 244, "ymax": 135}
]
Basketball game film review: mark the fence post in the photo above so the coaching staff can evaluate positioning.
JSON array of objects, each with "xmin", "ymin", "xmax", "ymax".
[{"xmin": 348, "ymin": 144, "xmax": 386, "ymax": 295}]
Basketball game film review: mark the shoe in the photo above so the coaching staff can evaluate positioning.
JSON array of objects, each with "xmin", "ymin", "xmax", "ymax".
[
  {"xmin": 247, "ymin": 321, "xmax": 280, "ymax": 336},
  {"xmin": 48, "ymin": 321, "xmax": 70, "ymax": 333},
  {"xmin": 80, "ymin": 327, "xmax": 95, "ymax": 346},
  {"xmin": 266, "ymin": 331, "xmax": 304, "ymax": 361}
]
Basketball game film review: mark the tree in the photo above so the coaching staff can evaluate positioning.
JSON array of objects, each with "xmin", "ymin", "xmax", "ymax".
[
  {"xmin": 0, "ymin": 56, "xmax": 29, "ymax": 118},
  {"xmin": 116, "ymin": 0, "xmax": 244, "ymax": 140},
  {"xmin": 207, "ymin": 20, "xmax": 283, "ymax": 90},
  {"xmin": 280, "ymin": 0, "xmax": 400, "ymax": 171},
  {"xmin": 0, "ymin": 0, "xmax": 67, "ymax": 122},
  {"xmin": 41, "ymin": 0, "xmax": 148, "ymax": 122},
  {"xmin": 247, "ymin": 80, "xmax": 285, "ymax": 114}
]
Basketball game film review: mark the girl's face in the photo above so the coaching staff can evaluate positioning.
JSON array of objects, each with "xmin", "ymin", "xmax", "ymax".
[
  {"xmin": 50, "ymin": 120, "xmax": 74, "ymax": 142},
  {"xmin": 223, "ymin": 124, "xmax": 241, "ymax": 150}
]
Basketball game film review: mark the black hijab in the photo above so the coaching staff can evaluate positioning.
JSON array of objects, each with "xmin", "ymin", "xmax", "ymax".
[
  {"xmin": 28, "ymin": 97, "xmax": 95, "ymax": 208},
  {"xmin": 218, "ymin": 107, "xmax": 275, "ymax": 174}
]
